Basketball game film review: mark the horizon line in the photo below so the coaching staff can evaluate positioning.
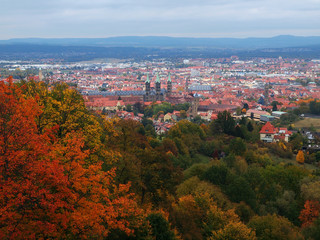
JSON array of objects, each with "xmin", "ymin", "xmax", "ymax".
[{"xmin": 2, "ymin": 34, "xmax": 320, "ymax": 41}]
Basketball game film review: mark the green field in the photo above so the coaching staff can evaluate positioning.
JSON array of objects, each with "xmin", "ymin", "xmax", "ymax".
[{"xmin": 294, "ymin": 117, "xmax": 320, "ymax": 132}]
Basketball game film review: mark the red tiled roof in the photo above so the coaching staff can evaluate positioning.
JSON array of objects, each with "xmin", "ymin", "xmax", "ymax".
[{"xmin": 259, "ymin": 122, "xmax": 277, "ymax": 134}]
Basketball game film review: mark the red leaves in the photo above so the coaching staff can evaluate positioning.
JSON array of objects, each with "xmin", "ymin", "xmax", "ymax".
[
  {"xmin": 0, "ymin": 78, "xmax": 144, "ymax": 239},
  {"xmin": 299, "ymin": 200, "xmax": 320, "ymax": 227}
]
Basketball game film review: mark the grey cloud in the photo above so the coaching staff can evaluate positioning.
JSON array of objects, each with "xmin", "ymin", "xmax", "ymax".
[{"xmin": 0, "ymin": 0, "xmax": 319, "ymax": 38}]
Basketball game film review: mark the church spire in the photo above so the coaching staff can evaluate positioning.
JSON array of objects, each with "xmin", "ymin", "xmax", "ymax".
[
  {"xmin": 167, "ymin": 73, "xmax": 172, "ymax": 94},
  {"xmin": 156, "ymin": 72, "xmax": 160, "ymax": 83},
  {"xmin": 145, "ymin": 73, "xmax": 150, "ymax": 83}
]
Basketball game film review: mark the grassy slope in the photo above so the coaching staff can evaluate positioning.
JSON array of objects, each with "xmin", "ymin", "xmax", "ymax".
[{"xmin": 294, "ymin": 118, "xmax": 320, "ymax": 132}]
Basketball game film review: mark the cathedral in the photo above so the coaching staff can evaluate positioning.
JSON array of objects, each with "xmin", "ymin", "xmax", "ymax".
[{"xmin": 143, "ymin": 73, "xmax": 172, "ymax": 102}]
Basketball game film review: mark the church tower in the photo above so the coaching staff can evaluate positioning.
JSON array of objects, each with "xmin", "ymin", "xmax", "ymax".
[
  {"xmin": 188, "ymin": 96, "xmax": 199, "ymax": 118},
  {"xmin": 264, "ymin": 82, "xmax": 270, "ymax": 106},
  {"xmin": 155, "ymin": 72, "xmax": 161, "ymax": 100},
  {"xmin": 144, "ymin": 73, "xmax": 151, "ymax": 102},
  {"xmin": 167, "ymin": 73, "xmax": 172, "ymax": 95},
  {"xmin": 185, "ymin": 77, "xmax": 190, "ymax": 92}
]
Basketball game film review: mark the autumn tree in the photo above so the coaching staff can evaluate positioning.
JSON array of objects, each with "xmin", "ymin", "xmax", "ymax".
[
  {"xmin": 301, "ymin": 177, "xmax": 320, "ymax": 201},
  {"xmin": 0, "ymin": 78, "xmax": 145, "ymax": 239},
  {"xmin": 170, "ymin": 194, "xmax": 256, "ymax": 240},
  {"xmin": 176, "ymin": 176, "xmax": 233, "ymax": 210},
  {"xmin": 170, "ymin": 195, "xmax": 204, "ymax": 239},
  {"xmin": 106, "ymin": 119, "xmax": 182, "ymax": 205},
  {"xmin": 210, "ymin": 221, "xmax": 256, "ymax": 240},
  {"xmin": 299, "ymin": 200, "xmax": 320, "ymax": 227},
  {"xmin": 0, "ymin": 78, "xmax": 67, "ymax": 239},
  {"xmin": 229, "ymin": 137, "xmax": 247, "ymax": 156},
  {"xmin": 296, "ymin": 150, "xmax": 305, "ymax": 164},
  {"xmin": 248, "ymin": 214, "xmax": 304, "ymax": 240},
  {"xmin": 20, "ymin": 80, "xmax": 106, "ymax": 163}
]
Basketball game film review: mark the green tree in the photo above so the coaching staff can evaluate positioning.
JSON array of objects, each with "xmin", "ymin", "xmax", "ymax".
[
  {"xmin": 180, "ymin": 110, "xmax": 187, "ymax": 119},
  {"xmin": 147, "ymin": 213, "xmax": 176, "ymax": 240},
  {"xmin": 235, "ymin": 125, "xmax": 245, "ymax": 138},
  {"xmin": 229, "ymin": 137, "xmax": 247, "ymax": 156},
  {"xmin": 262, "ymin": 164, "xmax": 308, "ymax": 195},
  {"xmin": 302, "ymin": 216, "xmax": 320, "ymax": 240},
  {"xmin": 248, "ymin": 214, "xmax": 304, "ymax": 240},
  {"xmin": 202, "ymin": 164, "xmax": 229, "ymax": 186},
  {"xmin": 247, "ymin": 121, "xmax": 254, "ymax": 132},
  {"xmin": 310, "ymin": 100, "xmax": 320, "ymax": 115},
  {"xmin": 125, "ymin": 104, "xmax": 132, "ymax": 112},
  {"xmin": 210, "ymin": 110, "xmax": 235, "ymax": 135},
  {"xmin": 289, "ymin": 133, "xmax": 306, "ymax": 152},
  {"xmin": 226, "ymin": 176, "xmax": 257, "ymax": 209},
  {"xmin": 271, "ymin": 101, "xmax": 279, "ymax": 111}
]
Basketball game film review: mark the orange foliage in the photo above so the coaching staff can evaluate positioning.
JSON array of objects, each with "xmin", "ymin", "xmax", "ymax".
[
  {"xmin": 200, "ymin": 123, "xmax": 209, "ymax": 132},
  {"xmin": 296, "ymin": 98, "xmax": 320, "ymax": 105},
  {"xmin": 0, "ymin": 78, "xmax": 144, "ymax": 239},
  {"xmin": 299, "ymin": 200, "xmax": 320, "ymax": 227},
  {"xmin": 296, "ymin": 150, "xmax": 305, "ymax": 164}
]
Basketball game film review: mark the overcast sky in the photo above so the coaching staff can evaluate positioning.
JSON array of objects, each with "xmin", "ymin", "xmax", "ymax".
[{"xmin": 1, "ymin": 0, "xmax": 320, "ymax": 39}]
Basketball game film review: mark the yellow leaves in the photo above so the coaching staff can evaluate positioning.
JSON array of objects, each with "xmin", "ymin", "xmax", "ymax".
[
  {"xmin": 278, "ymin": 141, "xmax": 287, "ymax": 150},
  {"xmin": 171, "ymin": 193, "xmax": 256, "ymax": 239},
  {"xmin": 211, "ymin": 221, "xmax": 257, "ymax": 240}
]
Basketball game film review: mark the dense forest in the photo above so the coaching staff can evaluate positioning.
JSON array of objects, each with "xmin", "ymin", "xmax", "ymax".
[{"xmin": 1, "ymin": 77, "xmax": 320, "ymax": 239}]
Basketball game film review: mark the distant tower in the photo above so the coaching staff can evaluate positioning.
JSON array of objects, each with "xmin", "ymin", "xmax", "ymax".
[
  {"xmin": 167, "ymin": 73, "xmax": 172, "ymax": 95},
  {"xmin": 144, "ymin": 73, "xmax": 150, "ymax": 101},
  {"xmin": 185, "ymin": 77, "xmax": 190, "ymax": 92},
  {"xmin": 188, "ymin": 96, "xmax": 199, "ymax": 118},
  {"xmin": 155, "ymin": 72, "xmax": 161, "ymax": 100},
  {"xmin": 264, "ymin": 82, "xmax": 270, "ymax": 105},
  {"xmin": 39, "ymin": 68, "xmax": 43, "ymax": 82}
]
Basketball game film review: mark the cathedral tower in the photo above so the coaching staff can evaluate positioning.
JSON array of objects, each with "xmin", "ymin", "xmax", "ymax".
[
  {"xmin": 167, "ymin": 73, "xmax": 172, "ymax": 95},
  {"xmin": 144, "ymin": 73, "xmax": 151, "ymax": 101},
  {"xmin": 155, "ymin": 72, "xmax": 161, "ymax": 100}
]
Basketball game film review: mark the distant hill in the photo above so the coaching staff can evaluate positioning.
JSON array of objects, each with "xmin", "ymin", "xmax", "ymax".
[
  {"xmin": 1, "ymin": 35, "xmax": 320, "ymax": 49},
  {"xmin": 0, "ymin": 43, "xmax": 320, "ymax": 62}
]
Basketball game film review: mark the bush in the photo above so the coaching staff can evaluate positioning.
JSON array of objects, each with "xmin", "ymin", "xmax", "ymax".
[{"xmin": 268, "ymin": 143, "xmax": 293, "ymax": 159}]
